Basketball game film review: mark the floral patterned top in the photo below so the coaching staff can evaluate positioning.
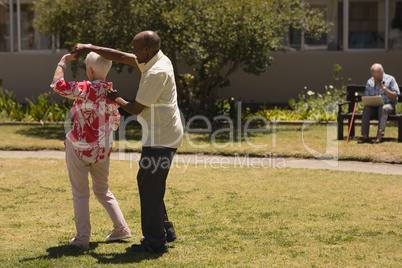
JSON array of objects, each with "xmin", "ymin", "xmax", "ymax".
[{"xmin": 51, "ymin": 79, "xmax": 120, "ymax": 163}]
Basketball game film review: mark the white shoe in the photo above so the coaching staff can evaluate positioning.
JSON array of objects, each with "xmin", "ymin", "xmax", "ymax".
[
  {"xmin": 70, "ymin": 236, "xmax": 89, "ymax": 249},
  {"xmin": 106, "ymin": 227, "xmax": 132, "ymax": 241}
]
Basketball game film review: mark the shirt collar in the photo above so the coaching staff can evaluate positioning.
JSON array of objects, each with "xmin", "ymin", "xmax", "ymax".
[
  {"xmin": 90, "ymin": 80, "xmax": 102, "ymax": 84},
  {"xmin": 136, "ymin": 50, "xmax": 164, "ymax": 73},
  {"xmin": 369, "ymin": 73, "xmax": 388, "ymax": 87},
  {"xmin": 382, "ymin": 73, "xmax": 388, "ymax": 82}
]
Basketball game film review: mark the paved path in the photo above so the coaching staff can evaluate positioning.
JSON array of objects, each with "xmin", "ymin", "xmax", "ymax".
[{"xmin": 1, "ymin": 150, "xmax": 401, "ymax": 175}]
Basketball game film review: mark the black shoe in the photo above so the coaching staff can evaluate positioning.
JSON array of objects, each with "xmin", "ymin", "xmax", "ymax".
[
  {"xmin": 167, "ymin": 232, "xmax": 177, "ymax": 243},
  {"xmin": 131, "ymin": 243, "xmax": 169, "ymax": 253},
  {"xmin": 139, "ymin": 232, "xmax": 176, "ymax": 244},
  {"xmin": 358, "ymin": 138, "xmax": 370, "ymax": 144}
]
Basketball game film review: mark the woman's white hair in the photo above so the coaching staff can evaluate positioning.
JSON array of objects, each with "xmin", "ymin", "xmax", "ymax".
[{"xmin": 85, "ymin": 52, "xmax": 112, "ymax": 77}]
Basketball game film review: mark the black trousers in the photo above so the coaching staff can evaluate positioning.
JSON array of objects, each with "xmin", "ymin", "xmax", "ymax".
[{"xmin": 137, "ymin": 146, "xmax": 177, "ymax": 248}]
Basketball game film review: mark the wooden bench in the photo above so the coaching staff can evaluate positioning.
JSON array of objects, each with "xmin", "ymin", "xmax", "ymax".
[{"xmin": 337, "ymin": 85, "xmax": 402, "ymax": 142}]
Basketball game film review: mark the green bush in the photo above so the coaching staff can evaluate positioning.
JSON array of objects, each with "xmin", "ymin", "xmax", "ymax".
[
  {"xmin": 0, "ymin": 88, "xmax": 27, "ymax": 121},
  {"xmin": 26, "ymin": 94, "xmax": 52, "ymax": 122},
  {"xmin": 396, "ymin": 102, "xmax": 402, "ymax": 114},
  {"xmin": 287, "ymin": 84, "xmax": 347, "ymax": 121},
  {"xmin": 213, "ymin": 97, "xmax": 253, "ymax": 121},
  {"xmin": 250, "ymin": 64, "xmax": 349, "ymax": 122},
  {"xmin": 253, "ymin": 106, "xmax": 299, "ymax": 121},
  {"xmin": 242, "ymin": 84, "xmax": 347, "ymax": 122},
  {"xmin": 25, "ymin": 91, "xmax": 72, "ymax": 122},
  {"xmin": 0, "ymin": 88, "xmax": 72, "ymax": 122}
]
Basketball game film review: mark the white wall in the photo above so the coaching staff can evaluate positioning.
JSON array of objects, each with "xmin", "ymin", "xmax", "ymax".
[
  {"xmin": 219, "ymin": 51, "xmax": 402, "ymax": 104},
  {"xmin": 1, "ymin": 51, "xmax": 401, "ymax": 106},
  {"xmin": 0, "ymin": 53, "xmax": 141, "ymax": 103}
]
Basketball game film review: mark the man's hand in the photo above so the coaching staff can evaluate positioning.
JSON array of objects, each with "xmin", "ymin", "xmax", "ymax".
[
  {"xmin": 71, "ymin": 43, "xmax": 92, "ymax": 59},
  {"xmin": 107, "ymin": 88, "xmax": 120, "ymax": 102},
  {"xmin": 71, "ymin": 43, "xmax": 138, "ymax": 66},
  {"xmin": 106, "ymin": 89, "xmax": 146, "ymax": 115},
  {"xmin": 376, "ymin": 81, "xmax": 397, "ymax": 101},
  {"xmin": 375, "ymin": 81, "xmax": 385, "ymax": 90}
]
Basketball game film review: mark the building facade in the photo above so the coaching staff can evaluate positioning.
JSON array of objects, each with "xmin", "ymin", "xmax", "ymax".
[{"xmin": 1, "ymin": 0, "xmax": 401, "ymax": 104}]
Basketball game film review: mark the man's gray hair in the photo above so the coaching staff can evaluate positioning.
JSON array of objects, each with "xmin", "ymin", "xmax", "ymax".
[
  {"xmin": 85, "ymin": 52, "xmax": 112, "ymax": 77},
  {"xmin": 370, "ymin": 63, "xmax": 384, "ymax": 74}
]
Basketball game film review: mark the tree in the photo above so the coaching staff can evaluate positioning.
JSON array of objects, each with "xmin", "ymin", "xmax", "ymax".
[{"xmin": 35, "ymin": 0, "xmax": 328, "ymax": 117}]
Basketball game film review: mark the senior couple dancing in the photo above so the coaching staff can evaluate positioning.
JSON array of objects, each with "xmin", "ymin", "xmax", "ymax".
[{"xmin": 51, "ymin": 31, "xmax": 183, "ymax": 253}]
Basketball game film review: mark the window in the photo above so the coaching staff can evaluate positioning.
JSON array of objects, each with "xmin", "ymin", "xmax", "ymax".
[
  {"xmin": 0, "ymin": 0, "xmax": 52, "ymax": 52},
  {"xmin": 0, "ymin": 0, "xmax": 11, "ymax": 51},
  {"xmin": 348, "ymin": 1, "xmax": 386, "ymax": 49},
  {"xmin": 305, "ymin": 4, "xmax": 330, "ymax": 50},
  {"xmin": 283, "ymin": 0, "xmax": 338, "ymax": 51},
  {"xmin": 389, "ymin": 0, "xmax": 402, "ymax": 50},
  {"xmin": 283, "ymin": 0, "xmax": 400, "ymax": 52}
]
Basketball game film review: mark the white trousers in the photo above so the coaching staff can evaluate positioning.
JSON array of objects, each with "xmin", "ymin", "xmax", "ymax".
[{"xmin": 65, "ymin": 140, "xmax": 128, "ymax": 240}]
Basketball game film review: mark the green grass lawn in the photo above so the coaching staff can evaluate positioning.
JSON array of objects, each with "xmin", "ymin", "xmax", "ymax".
[
  {"xmin": 0, "ymin": 123, "xmax": 401, "ymax": 163},
  {"xmin": 0, "ymin": 158, "xmax": 401, "ymax": 267}
]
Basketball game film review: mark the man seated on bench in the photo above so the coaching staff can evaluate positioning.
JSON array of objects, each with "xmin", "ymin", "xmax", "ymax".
[{"xmin": 359, "ymin": 63, "xmax": 400, "ymax": 144}]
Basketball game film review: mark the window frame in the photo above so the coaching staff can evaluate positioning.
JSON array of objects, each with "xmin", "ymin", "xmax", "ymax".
[
  {"xmin": 343, "ymin": 0, "xmax": 389, "ymax": 52},
  {"xmin": 282, "ymin": 0, "xmax": 393, "ymax": 52},
  {"xmin": 1, "ymin": 0, "xmax": 55, "ymax": 53},
  {"xmin": 1, "ymin": 0, "xmax": 399, "ymax": 54}
]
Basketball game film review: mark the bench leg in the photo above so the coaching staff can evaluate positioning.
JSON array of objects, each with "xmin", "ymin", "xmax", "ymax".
[
  {"xmin": 398, "ymin": 117, "xmax": 402, "ymax": 142},
  {"xmin": 337, "ymin": 115, "xmax": 344, "ymax": 140}
]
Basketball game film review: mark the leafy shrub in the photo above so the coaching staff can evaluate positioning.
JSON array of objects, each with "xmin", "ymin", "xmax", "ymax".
[
  {"xmin": 252, "ymin": 64, "xmax": 348, "ymax": 122},
  {"xmin": 287, "ymin": 84, "xmax": 347, "ymax": 121},
  {"xmin": 26, "ymin": 94, "xmax": 52, "ymax": 122},
  {"xmin": 213, "ymin": 97, "xmax": 253, "ymax": 121},
  {"xmin": 253, "ymin": 106, "xmax": 300, "ymax": 121},
  {"xmin": 211, "ymin": 86, "xmax": 346, "ymax": 122},
  {"xmin": 26, "ymin": 91, "xmax": 73, "ymax": 122},
  {"xmin": 0, "ymin": 88, "xmax": 27, "ymax": 121},
  {"xmin": 396, "ymin": 102, "xmax": 402, "ymax": 114},
  {"xmin": 0, "ymin": 88, "xmax": 72, "ymax": 122}
]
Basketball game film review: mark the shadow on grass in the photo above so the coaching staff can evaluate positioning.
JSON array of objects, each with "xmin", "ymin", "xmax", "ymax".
[
  {"xmin": 186, "ymin": 125, "xmax": 306, "ymax": 143},
  {"xmin": 90, "ymin": 248, "xmax": 166, "ymax": 264},
  {"xmin": 19, "ymin": 243, "xmax": 91, "ymax": 263},
  {"xmin": 348, "ymin": 136, "xmax": 399, "ymax": 143},
  {"xmin": 14, "ymin": 125, "xmax": 143, "ymax": 141},
  {"xmin": 12, "ymin": 123, "xmax": 309, "ymax": 144},
  {"xmin": 20, "ymin": 241, "xmax": 167, "ymax": 264},
  {"xmin": 116, "ymin": 126, "xmax": 143, "ymax": 141},
  {"xmin": 15, "ymin": 125, "xmax": 67, "ymax": 140},
  {"xmin": 187, "ymin": 130, "xmax": 269, "ymax": 143},
  {"xmin": 20, "ymin": 241, "xmax": 163, "ymax": 265}
]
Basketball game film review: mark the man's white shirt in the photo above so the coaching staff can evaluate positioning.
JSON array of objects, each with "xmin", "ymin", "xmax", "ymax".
[{"xmin": 135, "ymin": 51, "xmax": 183, "ymax": 148}]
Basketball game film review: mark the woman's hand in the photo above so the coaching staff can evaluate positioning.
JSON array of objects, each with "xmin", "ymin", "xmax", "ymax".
[{"xmin": 60, "ymin": 53, "xmax": 76, "ymax": 63}]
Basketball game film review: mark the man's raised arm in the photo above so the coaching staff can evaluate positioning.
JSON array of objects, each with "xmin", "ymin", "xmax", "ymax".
[{"xmin": 71, "ymin": 44, "xmax": 138, "ymax": 67}]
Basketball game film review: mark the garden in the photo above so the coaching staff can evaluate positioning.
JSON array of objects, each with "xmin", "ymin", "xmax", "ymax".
[
  {"xmin": 1, "ymin": 0, "xmax": 401, "ymax": 265},
  {"xmin": 1, "ymin": 75, "xmax": 401, "ymax": 267},
  {"xmin": 1, "ymin": 158, "xmax": 401, "ymax": 267}
]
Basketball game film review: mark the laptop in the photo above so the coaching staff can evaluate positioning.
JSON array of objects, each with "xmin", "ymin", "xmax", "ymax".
[{"xmin": 361, "ymin": 96, "xmax": 384, "ymax": 106}]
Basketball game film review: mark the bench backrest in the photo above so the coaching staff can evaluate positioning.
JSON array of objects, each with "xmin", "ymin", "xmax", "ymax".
[{"xmin": 346, "ymin": 85, "xmax": 402, "ymax": 112}]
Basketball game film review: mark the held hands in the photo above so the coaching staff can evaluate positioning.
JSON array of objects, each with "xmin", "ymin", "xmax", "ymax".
[
  {"xmin": 60, "ymin": 53, "xmax": 76, "ymax": 63},
  {"xmin": 71, "ymin": 43, "xmax": 92, "ymax": 59}
]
